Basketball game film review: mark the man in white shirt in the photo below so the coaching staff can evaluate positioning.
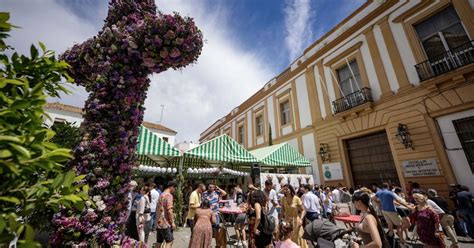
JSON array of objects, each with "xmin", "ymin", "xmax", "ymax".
[
  {"xmin": 332, "ymin": 184, "xmax": 343, "ymax": 204},
  {"xmin": 302, "ymin": 184, "xmax": 321, "ymax": 221},
  {"xmin": 264, "ymin": 180, "xmax": 279, "ymax": 228},
  {"xmin": 149, "ymin": 183, "xmax": 160, "ymax": 232}
]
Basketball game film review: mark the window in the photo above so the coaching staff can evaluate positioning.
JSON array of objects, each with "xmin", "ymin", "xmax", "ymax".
[
  {"xmin": 255, "ymin": 115, "xmax": 263, "ymax": 137},
  {"xmin": 280, "ymin": 100, "xmax": 290, "ymax": 126},
  {"xmin": 238, "ymin": 125, "xmax": 244, "ymax": 144},
  {"xmin": 453, "ymin": 116, "xmax": 474, "ymax": 173},
  {"xmin": 336, "ymin": 60, "xmax": 363, "ymax": 96},
  {"xmin": 415, "ymin": 5, "xmax": 469, "ymax": 60},
  {"xmin": 162, "ymin": 137, "xmax": 169, "ymax": 142}
]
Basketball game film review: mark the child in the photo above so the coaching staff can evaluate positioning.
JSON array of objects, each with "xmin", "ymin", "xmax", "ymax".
[{"xmin": 275, "ymin": 221, "xmax": 300, "ymax": 248}]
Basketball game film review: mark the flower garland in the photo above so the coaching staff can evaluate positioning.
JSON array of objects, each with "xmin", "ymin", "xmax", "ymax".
[{"xmin": 51, "ymin": 0, "xmax": 203, "ymax": 246}]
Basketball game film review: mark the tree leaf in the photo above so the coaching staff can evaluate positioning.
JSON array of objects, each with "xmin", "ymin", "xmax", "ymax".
[
  {"xmin": 0, "ymin": 216, "xmax": 6, "ymax": 234},
  {"xmin": 63, "ymin": 170, "xmax": 75, "ymax": 188},
  {"xmin": 0, "ymin": 196, "xmax": 20, "ymax": 204},
  {"xmin": 63, "ymin": 194, "xmax": 82, "ymax": 203},
  {"xmin": 38, "ymin": 42, "xmax": 46, "ymax": 52},
  {"xmin": 0, "ymin": 150, "xmax": 12, "ymax": 158},
  {"xmin": 24, "ymin": 224, "xmax": 34, "ymax": 241},
  {"xmin": 11, "ymin": 99, "xmax": 30, "ymax": 109},
  {"xmin": 51, "ymin": 174, "xmax": 64, "ymax": 189},
  {"xmin": 0, "ymin": 135, "xmax": 23, "ymax": 143},
  {"xmin": 30, "ymin": 45, "xmax": 38, "ymax": 59},
  {"xmin": 9, "ymin": 143, "xmax": 31, "ymax": 159}
]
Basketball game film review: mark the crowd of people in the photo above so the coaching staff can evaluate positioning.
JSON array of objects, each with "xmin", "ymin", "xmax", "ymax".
[{"xmin": 124, "ymin": 178, "xmax": 474, "ymax": 248}]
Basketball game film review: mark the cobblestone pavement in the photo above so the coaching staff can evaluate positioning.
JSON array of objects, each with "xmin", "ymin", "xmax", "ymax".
[{"xmin": 147, "ymin": 222, "xmax": 474, "ymax": 247}]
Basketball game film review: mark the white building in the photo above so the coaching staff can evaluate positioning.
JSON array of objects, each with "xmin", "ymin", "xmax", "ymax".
[{"xmin": 44, "ymin": 102, "xmax": 177, "ymax": 145}]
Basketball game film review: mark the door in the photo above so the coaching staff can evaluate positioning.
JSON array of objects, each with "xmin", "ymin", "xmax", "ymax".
[{"xmin": 346, "ymin": 131, "xmax": 399, "ymax": 187}]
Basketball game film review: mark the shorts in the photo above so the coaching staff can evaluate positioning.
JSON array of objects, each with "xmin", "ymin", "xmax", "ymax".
[
  {"xmin": 396, "ymin": 207, "xmax": 410, "ymax": 218},
  {"xmin": 382, "ymin": 210, "xmax": 402, "ymax": 226},
  {"xmin": 156, "ymin": 227, "xmax": 173, "ymax": 243},
  {"xmin": 305, "ymin": 212, "xmax": 319, "ymax": 222},
  {"xmin": 211, "ymin": 212, "xmax": 221, "ymax": 230}
]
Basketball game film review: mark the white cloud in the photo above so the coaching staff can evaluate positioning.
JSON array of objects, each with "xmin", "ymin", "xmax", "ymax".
[
  {"xmin": 283, "ymin": 0, "xmax": 314, "ymax": 62},
  {"xmin": 3, "ymin": 0, "xmax": 273, "ymax": 142}
]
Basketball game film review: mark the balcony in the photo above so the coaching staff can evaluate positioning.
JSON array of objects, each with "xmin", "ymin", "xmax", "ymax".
[
  {"xmin": 415, "ymin": 40, "xmax": 474, "ymax": 81},
  {"xmin": 332, "ymin": 87, "xmax": 373, "ymax": 114}
]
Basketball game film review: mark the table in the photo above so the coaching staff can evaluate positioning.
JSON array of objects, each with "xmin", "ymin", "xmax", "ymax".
[
  {"xmin": 334, "ymin": 215, "xmax": 361, "ymax": 228},
  {"xmin": 218, "ymin": 207, "xmax": 244, "ymax": 215}
]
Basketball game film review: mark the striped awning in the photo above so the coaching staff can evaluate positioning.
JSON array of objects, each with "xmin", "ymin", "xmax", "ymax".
[
  {"xmin": 250, "ymin": 143, "xmax": 311, "ymax": 167},
  {"xmin": 184, "ymin": 134, "xmax": 258, "ymax": 164},
  {"xmin": 136, "ymin": 125, "xmax": 181, "ymax": 166}
]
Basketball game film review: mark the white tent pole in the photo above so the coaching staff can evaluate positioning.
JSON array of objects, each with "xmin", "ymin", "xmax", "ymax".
[
  {"xmin": 330, "ymin": 69, "xmax": 345, "ymax": 97},
  {"xmin": 315, "ymin": 69, "xmax": 333, "ymax": 102},
  {"xmin": 345, "ymin": 58, "xmax": 361, "ymax": 91}
]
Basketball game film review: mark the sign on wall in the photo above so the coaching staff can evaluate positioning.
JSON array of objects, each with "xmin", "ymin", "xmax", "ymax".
[
  {"xmin": 323, "ymin": 162, "xmax": 344, "ymax": 181},
  {"xmin": 401, "ymin": 158, "xmax": 441, "ymax": 177}
]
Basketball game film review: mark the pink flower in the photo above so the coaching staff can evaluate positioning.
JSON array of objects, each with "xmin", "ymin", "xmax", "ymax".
[
  {"xmin": 169, "ymin": 48, "xmax": 181, "ymax": 58},
  {"xmin": 143, "ymin": 57, "xmax": 155, "ymax": 68},
  {"xmin": 160, "ymin": 49, "xmax": 169, "ymax": 58},
  {"xmin": 165, "ymin": 30, "xmax": 176, "ymax": 39}
]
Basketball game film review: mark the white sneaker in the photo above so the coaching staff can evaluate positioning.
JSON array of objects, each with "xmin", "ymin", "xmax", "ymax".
[
  {"xmin": 236, "ymin": 241, "xmax": 242, "ymax": 248},
  {"xmin": 242, "ymin": 240, "xmax": 248, "ymax": 248}
]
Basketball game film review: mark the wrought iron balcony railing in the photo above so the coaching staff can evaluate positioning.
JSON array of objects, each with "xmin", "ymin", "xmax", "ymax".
[
  {"xmin": 415, "ymin": 40, "xmax": 474, "ymax": 81},
  {"xmin": 332, "ymin": 87, "xmax": 373, "ymax": 114}
]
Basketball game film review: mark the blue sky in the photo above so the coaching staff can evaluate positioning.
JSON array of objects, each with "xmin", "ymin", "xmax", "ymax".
[
  {"xmin": 54, "ymin": 0, "xmax": 364, "ymax": 73},
  {"xmin": 4, "ymin": 0, "xmax": 364, "ymax": 141}
]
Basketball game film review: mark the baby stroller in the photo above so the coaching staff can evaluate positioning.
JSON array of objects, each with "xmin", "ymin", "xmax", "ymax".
[{"xmin": 303, "ymin": 219, "xmax": 353, "ymax": 248}]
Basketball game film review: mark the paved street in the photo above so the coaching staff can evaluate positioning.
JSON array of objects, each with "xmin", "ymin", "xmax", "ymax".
[{"xmin": 147, "ymin": 222, "xmax": 474, "ymax": 247}]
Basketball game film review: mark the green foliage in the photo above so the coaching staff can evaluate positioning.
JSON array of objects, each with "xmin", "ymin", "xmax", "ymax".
[
  {"xmin": 50, "ymin": 121, "xmax": 81, "ymax": 149},
  {"xmin": 174, "ymin": 173, "xmax": 185, "ymax": 227},
  {"xmin": 0, "ymin": 12, "xmax": 88, "ymax": 247}
]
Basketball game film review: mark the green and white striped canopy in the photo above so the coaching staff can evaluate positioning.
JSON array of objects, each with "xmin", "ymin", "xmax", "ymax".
[
  {"xmin": 136, "ymin": 125, "xmax": 181, "ymax": 166},
  {"xmin": 184, "ymin": 134, "xmax": 258, "ymax": 164},
  {"xmin": 250, "ymin": 143, "xmax": 311, "ymax": 167}
]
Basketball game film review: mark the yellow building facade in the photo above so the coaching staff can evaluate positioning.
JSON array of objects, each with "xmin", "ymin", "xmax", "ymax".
[{"xmin": 200, "ymin": 0, "xmax": 474, "ymax": 196}]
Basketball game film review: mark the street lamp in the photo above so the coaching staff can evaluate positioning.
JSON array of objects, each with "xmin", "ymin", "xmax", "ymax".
[
  {"xmin": 395, "ymin": 123, "xmax": 413, "ymax": 149},
  {"xmin": 319, "ymin": 143, "xmax": 330, "ymax": 162}
]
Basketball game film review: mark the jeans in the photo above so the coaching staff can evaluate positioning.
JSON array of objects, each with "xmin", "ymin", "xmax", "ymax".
[
  {"xmin": 305, "ymin": 212, "xmax": 319, "ymax": 222},
  {"xmin": 459, "ymin": 208, "xmax": 474, "ymax": 239},
  {"xmin": 149, "ymin": 212, "xmax": 156, "ymax": 231}
]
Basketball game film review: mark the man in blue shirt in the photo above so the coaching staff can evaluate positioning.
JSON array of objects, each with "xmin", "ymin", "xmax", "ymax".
[
  {"xmin": 373, "ymin": 182, "xmax": 412, "ymax": 244},
  {"xmin": 456, "ymin": 186, "xmax": 474, "ymax": 239},
  {"xmin": 202, "ymin": 183, "xmax": 227, "ymax": 246}
]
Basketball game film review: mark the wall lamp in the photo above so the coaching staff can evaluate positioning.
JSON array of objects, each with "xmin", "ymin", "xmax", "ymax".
[
  {"xmin": 395, "ymin": 123, "xmax": 413, "ymax": 149},
  {"xmin": 319, "ymin": 143, "xmax": 330, "ymax": 162}
]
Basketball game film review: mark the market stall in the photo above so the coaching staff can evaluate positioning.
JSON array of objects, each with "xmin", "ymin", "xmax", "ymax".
[
  {"xmin": 134, "ymin": 125, "xmax": 182, "ymax": 176},
  {"xmin": 250, "ymin": 143, "xmax": 312, "ymax": 191},
  {"xmin": 182, "ymin": 134, "xmax": 256, "ymax": 182}
]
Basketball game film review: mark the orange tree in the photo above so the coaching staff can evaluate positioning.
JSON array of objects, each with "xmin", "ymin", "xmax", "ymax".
[{"xmin": 0, "ymin": 13, "xmax": 88, "ymax": 247}]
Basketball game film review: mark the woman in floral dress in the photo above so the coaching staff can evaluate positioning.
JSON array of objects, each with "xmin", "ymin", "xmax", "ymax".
[
  {"xmin": 189, "ymin": 199, "xmax": 216, "ymax": 248},
  {"xmin": 412, "ymin": 193, "xmax": 444, "ymax": 247},
  {"xmin": 281, "ymin": 184, "xmax": 308, "ymax": 248}
]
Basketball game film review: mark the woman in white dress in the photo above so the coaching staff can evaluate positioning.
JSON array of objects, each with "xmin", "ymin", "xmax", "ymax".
[{"xmin": 136, "ymin": 186, "xmax": 151, "ymax": 245}]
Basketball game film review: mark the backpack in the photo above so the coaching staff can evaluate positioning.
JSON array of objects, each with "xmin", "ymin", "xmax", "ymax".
[
  {"xmin": 261, "ymin": 205, "xmax": 276, "ymax": 235},
  {"xmin": 341, "ymin": 191, "xmax": 352, "ymax": 203}
]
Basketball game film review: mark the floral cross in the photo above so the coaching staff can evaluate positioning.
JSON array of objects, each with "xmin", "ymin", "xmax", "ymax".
[{"xmin": 51, "ymin": 0, "xmax": 203, "ymax": 246}]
